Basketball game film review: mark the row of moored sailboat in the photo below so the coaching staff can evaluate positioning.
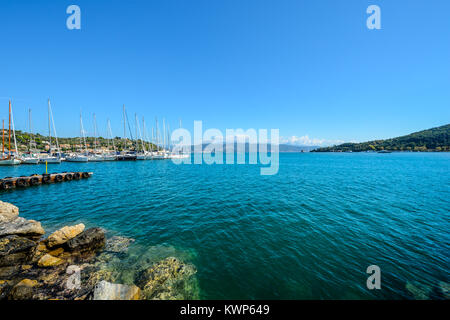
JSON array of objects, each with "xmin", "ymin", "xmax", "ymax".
[{"xmin": 1, "ymin": 100, "xmax": 189, "ymax": 166}]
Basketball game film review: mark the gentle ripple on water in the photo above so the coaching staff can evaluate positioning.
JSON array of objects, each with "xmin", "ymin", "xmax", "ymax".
[{"xmin": 0, "ymin": 153, "xmax": 449, "ymax": 299}]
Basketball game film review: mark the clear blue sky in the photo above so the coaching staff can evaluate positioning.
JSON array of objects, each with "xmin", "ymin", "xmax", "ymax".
[{"xmin": 1, "ymin": 0, "xmax": 449, "ymax": 145}]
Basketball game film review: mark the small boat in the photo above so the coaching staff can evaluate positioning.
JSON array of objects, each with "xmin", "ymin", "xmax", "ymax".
[{"xmin": 377, "ymin": 150, "xmax": 392, "ymax": 153}]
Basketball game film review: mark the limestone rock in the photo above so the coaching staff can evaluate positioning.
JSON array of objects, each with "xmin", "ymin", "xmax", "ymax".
[
  {"xmin": 0, "ymin": 217, "xmax": 45, "ymax": 240},
  {"xmin": 48, "ymin": 247, "xmax": 64, "ymax": 257},
  {"xmin": 0, "ymin": 279, "xmax": 13, "ymax": 300},
  {"xmin": 8, "ymin": 279, "xmax": 38, "ymax": 300},
  {"xmin": 135, "ymin": 257, "xmax": 198, "ymax": 300},
  {"xmin": 37, "ymin": 254, "xmax": 64, "ymax": 268},
  {"xmin": 47, "ymin": 224, "xmax": 85, "ymax": 248},
  {"xmin": 93, "ymin": 280, "xmax": 140, "ymax": 300},
  {"xmin": 65, "ymin": 228, "xmax": 105, "ymax": 254},
  {"xmin": 104, "ymin": 236, "xmax": 135, "ymax": 254},
  {"xmin": 0, "ymin": 235, "xmax": 36, "ymax": 256},
  {"xmin": 0, "ymin": 201, "xmax": 19, "ymax": 223},
  {"xmin": 0, "ymin": 266, "xmax": 21, "ymax": 279}
]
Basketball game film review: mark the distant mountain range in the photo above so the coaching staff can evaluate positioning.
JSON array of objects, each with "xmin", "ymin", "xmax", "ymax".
[
  {"xmin": 191, "ymin": 143, "xmax": 318, "ymax": 153},
  {"xmin": 313, "ymin": 124, "xmax": 450, "ymax": 152}
]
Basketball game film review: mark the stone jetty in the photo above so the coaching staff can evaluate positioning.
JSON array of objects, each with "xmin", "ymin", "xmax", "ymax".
[{"xmin": 0, "ymin": 200, "xmax": 198, "ymax": 300}]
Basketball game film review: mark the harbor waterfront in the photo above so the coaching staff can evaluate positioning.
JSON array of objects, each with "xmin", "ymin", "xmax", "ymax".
[{"xmin": 1, "ymin": 152, "xmax": 449, "ymax": 299}]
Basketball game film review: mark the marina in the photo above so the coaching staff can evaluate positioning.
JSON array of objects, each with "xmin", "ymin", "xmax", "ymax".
[{"xmin": 0, "ymin": 100, "xmax": 189, "ymax": 166}]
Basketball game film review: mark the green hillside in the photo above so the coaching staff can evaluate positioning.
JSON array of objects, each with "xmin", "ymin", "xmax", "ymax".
[{"xmin": 313, "ymin": 124, "xmax": 450, "ymax": 152}]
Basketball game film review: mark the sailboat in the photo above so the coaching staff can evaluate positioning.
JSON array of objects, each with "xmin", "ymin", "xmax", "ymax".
[
  {"xmin": 169, "ymin": 119, "xmax": 189, "ymax": 159},
  {"xmin": 0, "ymin": 100, "xmax": 21, "ymax": 166},
  {"xmin": 21, "ymin": 109, "xmax": 40, "ymax": 164},
  {"xmin": 103, "ymin": 119, "xmax": 117, "ymax": 161},
  {"xmin": 151, "ymin": 117, "xmax": 165, "ymax": 160},
  {"xmin": 117, "ymin": 105, "xmax": 136, "ymax": 161},
  {"xmin": 39, "ymin": 99, "xmax": 61, "ymax": 164},
  {"xmin": 66, "ymin": 111, "xmax": 89, "ymax": 162},
  {"xmin": 88, "ymin": 113, "xmax": 106, "ymax": 162},
  {"xmin": 135, "ymin": 114, "xmax": 151, "ymax": 160}
]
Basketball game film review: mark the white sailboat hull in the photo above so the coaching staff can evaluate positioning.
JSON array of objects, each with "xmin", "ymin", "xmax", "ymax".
[
  {"xmin": 39, "ymin": 157, "xmax": 61, "ymax": 164},
  {"xmin": 66, "ymin": 155, "xmax": 89, "ymax": 162},
  {"xmin": 21, "ymin": 157, "xmax": 40, "ymax": 164},
  {"xmin": 0, "ymin": 158, "xmax": 21, "ymax": 166},
  {"xmin": 88, "ymin": 155, "xmax": 105, "ymax": 162},
  {"xmin": 103, "ymin": 155, "xmax": 117, "ymax": 161}
]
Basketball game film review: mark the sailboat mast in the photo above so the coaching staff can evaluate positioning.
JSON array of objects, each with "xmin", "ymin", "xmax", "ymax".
[
  {"xmin": 152, "ymin": 127, "xmax": 154, "ymax": 151},
  {"xmin": 9, "ymin": 101, "xmax": 18, "ymax": 157},
  {"xmin": 142, "ymin": 117, "xmax": 147, "ymax": 152},
  {"xmin": 93, "ymin": 113, "xmax": 98, "ymax": 154},
  {"xmin": 135, "ymin": 113, "xmax": 138, "ymax": 152},
  {"xmin": 48, "ymin": 99, "xmax": 52, "ymax": 153},
  {"xmin": 29, "ymin": 109, "xmax": 33, "ymax": 151},
  {"xmin": 2, "ymin": 120, "xmax": 4, "ymax": 155},
  {"xmin": 163, "ymin": 118, "xmax": 166, "ymax": 151},
  {"xmin": 48, "ymin": 99, "xmax": 60, "ymax": 158},
  {"xmin": 8, "ymin": 101, "xmax": 11, "ymax": 156},
  {"xmin": 155, "ymin": 117, "xmax": 159, "ymax": 151},
  {"xmin": 167, "ymin": 124, "xmax": 171, "ymax": 152},
  {"xmin": 80, "ymin": 112, "xmax": 88, "ymax": 155},
  {"xmin": 123, "ymin": 105, "xmax": 126, "ymax": 151},
  {"xmin": 107, "ymin": 119, "xmax": 116, "ymax": 153}
]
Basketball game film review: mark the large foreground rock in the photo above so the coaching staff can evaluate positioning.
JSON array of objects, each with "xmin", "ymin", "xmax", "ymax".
[
  {"xmin": 0, "ymin": 217, "xmax": 45, "ymax": 240},
  {"xmin": 0, "ymin": 235, "xmax": 36, "ymax": 257},
  {"xmin": 0, "ymin": 201, "xmax": 19, "ymax": 223},
  {"xmin": 47, "ymin": 224, "xmax": 85, "ymax": 248},
  {"xmin": 65, "ymin": 228, "xmax": 106, "ymax": 254},
  {"xmin": 92, "ymin": 280, "xmax": 140, "ymax": 300},
  {"xmin": 0, "ymin": 234, "xmax": 37, "ymax": 268}
]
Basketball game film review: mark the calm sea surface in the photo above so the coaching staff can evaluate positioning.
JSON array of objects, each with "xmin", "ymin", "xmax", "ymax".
[{"xmin": 1, "ymin": 153, "xmax": 449, "ymax": 299}]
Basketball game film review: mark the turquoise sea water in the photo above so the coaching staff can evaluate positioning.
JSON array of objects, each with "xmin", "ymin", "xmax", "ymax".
[{"xmin": 1, "ymin": 153, "xmax": 449, "ymax": 299}]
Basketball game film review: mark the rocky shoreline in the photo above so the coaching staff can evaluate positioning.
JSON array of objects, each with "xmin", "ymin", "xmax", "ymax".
[{"xmin": 0, "ymin": 201, "xmax": 198, "ymax": 300}]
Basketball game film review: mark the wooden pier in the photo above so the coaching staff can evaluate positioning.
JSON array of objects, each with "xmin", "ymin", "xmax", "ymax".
[{"xmin": 0, "ymin": 172, "xmax": 93, "ymax": 190}]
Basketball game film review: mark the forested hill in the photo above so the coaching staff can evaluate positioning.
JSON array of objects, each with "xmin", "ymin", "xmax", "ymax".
[{"xmin": 313, "ymin": 124, "xmax": 450, "ymax": 152}]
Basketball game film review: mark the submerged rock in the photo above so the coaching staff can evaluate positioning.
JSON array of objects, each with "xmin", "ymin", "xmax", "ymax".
[
  {"xmin": 92, "ymin": 280, "xmax": 141, "ymax": 300},
  {"xmin": 0, "ymin": 201, "xmax": 19, "ymax": 223},
  {"xmin": 406, "ymin": 281, "xmax": 432, "ymax": 300},
  {"xmin": 135, "ymin": 257, "xmax": 198, "ymax": 300},
  {"xmin": 47, "ymin": 224, "xmax": 85, "ymax": 248},
  {"xmin": 439, "ymin": 281, "xmax": 450, "ymax": 299},
  {"xmin": 104, "ymin": 236, "xmax": 135, "ymax": 254},
  {"xmin": 0, "ymin": 217, "xmax": 45, "ymax": 240},
  {"xmin": 65, "ymin": 228, "xmax": 105, "ymax": 255}
]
